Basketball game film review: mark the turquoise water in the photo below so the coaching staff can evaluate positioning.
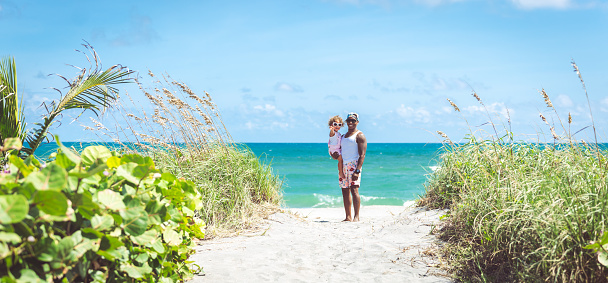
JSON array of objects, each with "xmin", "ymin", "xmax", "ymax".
[
  {"xmin": 247, "ymin": 143, "xmax": 443, "ymax": 208},
  {"xmin": 34, "ymin": 142, "xmax": 444, "ymax": 208}
]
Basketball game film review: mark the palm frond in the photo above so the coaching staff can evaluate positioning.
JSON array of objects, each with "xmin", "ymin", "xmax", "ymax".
[
  {"xmin": 24, "ymin": 44, "xmax": 134, "ymax": 154},
  {"xmin": 0, "ymin": 56, "xmax": 26, "ymax": 146}
]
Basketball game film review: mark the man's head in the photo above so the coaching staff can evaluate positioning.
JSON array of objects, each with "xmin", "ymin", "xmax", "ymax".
[{"xmin": 345, "ymin": 112, "xmax": 359, "ymax": 130}]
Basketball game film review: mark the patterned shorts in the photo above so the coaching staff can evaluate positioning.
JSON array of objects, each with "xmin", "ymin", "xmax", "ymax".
[{"xmin": 339, "ymin": 160, "xmax": 361, "ymax": 188}]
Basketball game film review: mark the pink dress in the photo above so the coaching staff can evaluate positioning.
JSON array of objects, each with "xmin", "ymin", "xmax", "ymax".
[{"xmin": 328, "ymin": 131, "xmax": 342, "ymax": 156}]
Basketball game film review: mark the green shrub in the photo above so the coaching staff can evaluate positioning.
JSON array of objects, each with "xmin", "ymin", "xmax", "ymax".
[{"xmin": 0, "ymin": 137, "xmax": 204, "ymax": 282}]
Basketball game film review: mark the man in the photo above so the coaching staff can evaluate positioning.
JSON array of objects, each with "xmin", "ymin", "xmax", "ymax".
[{"xmin": 339, "ymin": 112, "xmax": 367, "ymax": 222}]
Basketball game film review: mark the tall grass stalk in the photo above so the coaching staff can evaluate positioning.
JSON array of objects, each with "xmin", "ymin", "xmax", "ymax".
[
  {"xmin": 421, "ymin": 67, "xmax": 608, "ymax": 282},
  {"xmin": 86, "ymin": 71, "xmax": 283, "ymax": 237}
]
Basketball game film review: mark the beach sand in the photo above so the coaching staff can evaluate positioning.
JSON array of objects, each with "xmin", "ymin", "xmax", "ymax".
[{"xmin": 188, "ymin": 204, "xmax": 451, "ymax": 283}]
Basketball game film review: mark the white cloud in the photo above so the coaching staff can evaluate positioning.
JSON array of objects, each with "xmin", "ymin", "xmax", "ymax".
[
  {"xmin": 396, "ymin": 104, "xmax": 431, "ymax": 124},
  {"xmin": 253, "ymin": 104, "xmax": 284, "ymax": 117},
  {"xmin": 555, "ymin": 94, "xmax": 573, "ymax": 108},
  {"xmin": 464, "ymin": 102, "xmax": 513, "ymax": 120},
  {"xmin": 600, "ymin": 97, "xmax": 608, "ymax": 112},
  {"xmin": 510, "ymin": 0, "xmax": 570, "ymax": 9},
  {"xmin": 274, "ymin": 82, "xmax": 303, "ymax": 93}
]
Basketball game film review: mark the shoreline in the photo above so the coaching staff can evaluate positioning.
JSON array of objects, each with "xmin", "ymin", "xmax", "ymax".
[{"xmin": 188, "ymin": 204, "xmax": 451, "ymax": 282}]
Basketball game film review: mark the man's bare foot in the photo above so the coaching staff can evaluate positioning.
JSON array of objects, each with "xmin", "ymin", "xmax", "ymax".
[
  {"xmin": 352, "ymin": 216, "xmax": 359, "ymax": 222},
  {"xmin": 342, "ymin": 217, "xmax": 352, "ymax": 222}
]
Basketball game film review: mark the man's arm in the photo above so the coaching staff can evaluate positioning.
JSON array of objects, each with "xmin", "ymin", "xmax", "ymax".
[{"xmin": 352, "ymin": 132, "xmax": 367, "ymax": 181}]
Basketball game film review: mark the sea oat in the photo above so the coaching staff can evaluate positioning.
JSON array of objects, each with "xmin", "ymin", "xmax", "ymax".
[
  {"xmin": 550, "ymin": 127, "xmax": 559, "ymax": 140},
  {"xmin": 539, "ymin": 113, "xmax": 549, "ymax": 125},
  {"xmin": 148, "ymin": 69, "xmax": 155, "ymax": 77},
  {"xmin": 568, "ymin": 113, "xmax": 572, "ymax": 124},
  {"xmin": 540, "ymin": 89, "xmax": 553, "ymax": 108},
  {"xmin": 437, "ymin": 131, "xmax": 454, "ymax": 145},
  {"xmin": 472, "ymin": 92, "xmax": 482, "ymax": 104},
  {"xmin": 447, "ymin": 99, "xmax": 460, "ymax": 112}
]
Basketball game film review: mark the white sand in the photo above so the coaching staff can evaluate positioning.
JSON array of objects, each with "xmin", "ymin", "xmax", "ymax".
[{"xmin": 188, "ymin": 203, "xmax": 451, "ymax": 282}]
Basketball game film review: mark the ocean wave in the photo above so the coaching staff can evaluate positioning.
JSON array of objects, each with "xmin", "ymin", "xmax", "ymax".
[{"xmin": 312, "ymin": 193, "xmax": 409, "ymax": 208}]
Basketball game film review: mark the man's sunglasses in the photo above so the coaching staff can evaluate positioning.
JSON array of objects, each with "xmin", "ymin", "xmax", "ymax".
[
  {"xmin": 332, "ymin": 122, "xmax": 342, "ymax": 127},
  {"xmin": 346, "ymin": 119, "xmax": 356, "ymax": 123}
]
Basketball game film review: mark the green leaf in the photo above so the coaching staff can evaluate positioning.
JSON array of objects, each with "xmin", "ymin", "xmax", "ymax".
[
  {"xmin": 91, "ymin": 214, "xmax": 114, "ymax": 231},
  {"xmin": 0, "ymin": 232, "xmax": 21, "ymax": 244},
  {"xmin": 2, "ymin": 137, "xmax": 22, "ymax": 152},
  {"xmin": 148, "ymin": 235, "xmax": 165, "ymax": 254},
  {"xmin": 0, "ymin": 242, "xmax": 9, "ymax": 259},
  {"xmin": 0, "ymin": 195, "xmax": 29, "ymax": 224},
  {"xmin": 162, "ymin": 228, "xmax": 181, "ymax": 246},
  {"xmin": 24, "ymin": 163, "xmax": 67, "ymax": 191},
  {"xmin": 120, "ymin": 263, "xmax": 152, "ymax": 279},
  {"xmin": 106, "ymin": 156, "xmax": 121, "ymax": 168},
  {"xmin": 37, "ymin": 236, "xmax": 75, "ymax": 268},
  {"xmin": 59, "ymin": 145, "xmax": 81, "ymax": 165},
  {"xmin": 55, "ymin": 152, "xmax": 76, "ymax": 169},
  {"xmin": 116, "ymin": 163, "xmax": 140, "ymax": 184},
  {"xmin": 9, "ymin": 155, "xmax": 32, "ymax": 177},
  {"xmin": 34, "ymin": 190, "xmax": 68, "ymax": 216},
  {"xmin": 120, "ymin": 206, "xmax": 148, "ymax": 236},
  {"xmin": 131, "ymin": 229, "xmax": 158, "ymax": 246},
  {"xmin": 97, "ymin": 189, "xmax": 125, "ymax": 211},
  {"xmin": 18, "ymin": 269, "xmax": 44, "ymax": 283},
  {"xmin": 81, "ymin": 146, "xmax": 112, "ymax": 166},
  {"xmin": 599, "ymin": 249, "xmax": 608, "ymax": 267}
]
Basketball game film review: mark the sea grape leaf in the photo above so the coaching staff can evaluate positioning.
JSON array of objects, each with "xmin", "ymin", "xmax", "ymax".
[
  {"xmin": 18, "ymin": 269, "xmax": 44, "ymax": 283},
  {"xmin": 134, "ymin": 252, "xmax": 149, "ymax": 264},
  {"xmin": 148, "ymin": 236, "xmax": 165, "ymax": 254},
  {"xmin": 91, "ymin": 214, "xmax": 114, "ymax": 231},
  {"xmin": 97, "ymin": 189, "xmax": 126, "ymax": 211},
  {"xmin": 120, "ymin": 206, "xmax": 148, "ymax": 236},
  {"xmin": 599, "ymin": 249, "xmax": 608, "ymax": 267},
  {"xmin": 107, "ymin": 156, "xmax": 121, "ymax": 169},
  {"xmin": 132, "ymin": 165, "xmax": 152, "ymax": 179},
  {"xmin": 2, "ymin": 137, "xmax": 22, "ymax": 151},
  {"xmin": 116, "ymin": 163, "xmax": 140, "ymax": 185},
  {"xmin": 131, "ymin": 230, "xmax": 158, "ymax": 246},
  {"xmin": 81, "ymin": 146, "xmax": 112, "ymax": 166},
  {"xmin": 73, "ymin": 191, "xmax": 98, "ymax": 219},
  {"xmin": 9, "ymin": 155, "xmax": 32, "ymax": 177},
  {"xmin": 0, "ymin": 232, "xmax": 21, "ymax": 244},
  {"xmin": 120, "ymin": 262, "xmax": 152, "ymax": 279},
  {"xmin": 34, "ymin": 190, "xmax": 68, "ymax": 216},
  {"xmin": 0, "ymin": 242, "xmax": 9, "ymax": 259},
  {"xmin": 25, "ymin": 163, "xmax": 67, "ymax": 191},
  {"xmin": 37, "ymin": 236, "xmax": 75, "ymax": 268},
  {"xmin": 0, "ymin": 195, "xmax": 29, "ymax": 224},
  {"xmin": 162, "ymin": 228, "xmax": 181, "ymax": 246},
  {"xmin": 55, "ymin": 152, "xmax": 76, "ymax": 169}
]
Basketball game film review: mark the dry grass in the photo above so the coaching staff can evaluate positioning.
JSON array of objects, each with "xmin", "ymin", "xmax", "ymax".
[{"xmin": 85, "ymin": 70, "xmax": 283, "ymax": 238}]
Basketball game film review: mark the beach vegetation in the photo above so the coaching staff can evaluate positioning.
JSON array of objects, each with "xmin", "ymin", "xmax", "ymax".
[
  {"xmin": 0, "ymin": 137, "xmax": 204, "ymax": 282},
  {"xmin": 421, "ymin": 61, "xmax": 608, "ymax": 282},
  {"xmin": 0, "ymin": 43, "xmax": 133, "ymax": 159},
  {"xmin": 86, "ymin": 71, "xmax": 283, "ymax": 237}
]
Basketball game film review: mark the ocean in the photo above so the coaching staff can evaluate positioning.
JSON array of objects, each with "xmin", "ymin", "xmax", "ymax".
[{"xmin": 34, "ymin": 142, "xmax": 444, "ymax": 208}]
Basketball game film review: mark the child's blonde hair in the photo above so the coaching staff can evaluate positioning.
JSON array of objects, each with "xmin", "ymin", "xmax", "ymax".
[{"xmin": 328, "ymin": 115, "xmax": 344, "ymax": 127}]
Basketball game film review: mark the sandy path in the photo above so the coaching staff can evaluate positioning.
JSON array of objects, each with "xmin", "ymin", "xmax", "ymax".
[{"xmin": 188, "ymin": 204, "xmax": 451, "ymax": 283}]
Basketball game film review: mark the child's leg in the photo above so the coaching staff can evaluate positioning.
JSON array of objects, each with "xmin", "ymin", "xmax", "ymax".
[{"xmin": 338, "ymin": 155, "xmax": 345, "ymax": 179}]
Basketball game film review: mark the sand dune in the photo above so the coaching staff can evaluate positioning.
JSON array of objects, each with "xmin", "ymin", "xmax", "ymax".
[{"xmin": 188, "ymin": 204, "xmax": 451, "ymax": 282}]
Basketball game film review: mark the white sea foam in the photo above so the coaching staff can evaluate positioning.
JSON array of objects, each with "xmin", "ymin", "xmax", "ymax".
[{"xmin": 428, "ymin": 166, "xmax": 440, "ymax": 172}]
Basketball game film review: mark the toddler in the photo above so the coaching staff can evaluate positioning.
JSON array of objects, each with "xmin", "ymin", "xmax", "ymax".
[{"xmin": 328, "ymin": 115, "xmax": 345, "ymax": 180}]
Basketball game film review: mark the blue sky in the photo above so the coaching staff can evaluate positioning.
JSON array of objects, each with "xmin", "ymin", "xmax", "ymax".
[{"xmin": 1, "ymin": 0, "xmax": 608, "ymax": 143}]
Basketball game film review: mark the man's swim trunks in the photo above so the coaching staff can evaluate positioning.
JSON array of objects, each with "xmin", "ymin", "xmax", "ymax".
[{"xmin": 339, "ymin": 160, "xmax": 361, "ymax": 188}]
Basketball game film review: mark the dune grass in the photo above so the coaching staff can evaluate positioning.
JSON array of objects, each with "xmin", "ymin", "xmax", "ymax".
[
  {"xmin": 86, "ymin": 71, "xmax": 283, "ymax": 238},
  {"xmin": 420, "ymin": 61, "xmax": 608, "ymax": 282}
]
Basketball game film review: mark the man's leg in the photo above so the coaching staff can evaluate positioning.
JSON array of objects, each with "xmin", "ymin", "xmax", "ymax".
[
  {"xmin": 351, "ymin": 185, "xmax": 360, "ymax": 222},
  {"xmin": 341, "ymin": 187, "xmax": 352, "ymax": 221}
]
